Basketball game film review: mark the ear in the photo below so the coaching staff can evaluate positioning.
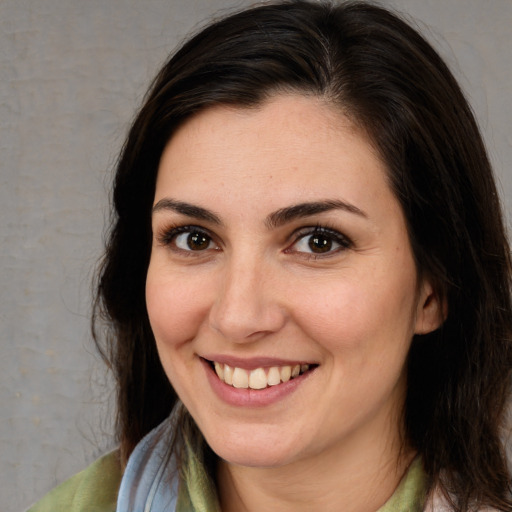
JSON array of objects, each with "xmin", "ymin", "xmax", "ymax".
[{"xmin": 414, "ymin": 280, "xmax": 447, "ymax": 335}]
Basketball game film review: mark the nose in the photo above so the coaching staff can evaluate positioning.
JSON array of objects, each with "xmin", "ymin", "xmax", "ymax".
[{"xmin": 208, "ymin": 255, "xmax": 287, "ymax": 342}]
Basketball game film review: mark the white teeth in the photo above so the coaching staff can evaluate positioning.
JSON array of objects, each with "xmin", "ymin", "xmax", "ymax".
[
  {"xmin": 249, "ymin": 368, "xmax": 267, "ymax": 390},
  {"xmin": 232, "ymin": 367, "xmax": 249, "ymax": 388},
  {"xmin": 213, "ymin": 361, "xmax": 312, "ymax": 389},
  {"xmin": 214, "ymin": 362, "xmax": 224, "ymax": 380},
  {"xmin": 267, "ymin": 366, "xmax": 281, "ymax": 386},
  {"xmin": 224, "ymin": 364, "xmax": 233, "ymax": 385},
  {"xmin": 280, "ymin": 366, "xmax": 292, "ymax": 383}
]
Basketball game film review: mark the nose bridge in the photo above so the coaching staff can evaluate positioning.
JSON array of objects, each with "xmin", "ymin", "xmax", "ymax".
[{"xmin": 209, "ymin": 248, "xmax": 285, "ymax": 341}]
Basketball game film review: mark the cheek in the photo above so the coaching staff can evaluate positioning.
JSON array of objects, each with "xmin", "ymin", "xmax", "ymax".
[
  {"xmin": 145, "ymin": 266, "xmax": 213, "ymax": 404},
  {"xmin": 145, "ymin": 266, "xmax": 210, "ymax": 348},
  {"xmin": 288, "ymin": 267, "xmax": 418, "ymax": 356}
]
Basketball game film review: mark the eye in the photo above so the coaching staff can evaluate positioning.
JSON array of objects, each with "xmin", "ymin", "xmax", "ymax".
[
  {"xmin": 288, "ymin": 227, "xmax": 351, "ymax": 256},
  {"xmin": 158, "ymin": 226, "xmax": 219, "ymax": 252},
  {"xmin": 175, "ymin": 230, "xmax": 215, "ymax": 251}
]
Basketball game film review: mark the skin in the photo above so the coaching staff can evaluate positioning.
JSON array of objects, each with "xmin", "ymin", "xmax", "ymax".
[{"xmin": 146, "ymin": 94, "xmax": 442, "ymax": 512}]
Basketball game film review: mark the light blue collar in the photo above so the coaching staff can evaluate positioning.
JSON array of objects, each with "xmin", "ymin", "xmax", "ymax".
[{"xmin": 116, "ymin": 416, "xmax": 179, "ymax": 512}]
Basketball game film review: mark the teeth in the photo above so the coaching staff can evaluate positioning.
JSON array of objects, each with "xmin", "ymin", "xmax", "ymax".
[
  {"xmin": 280, "ymin": 366, "xmax": 291, "ymax": 383},
  {"xmin": 232, "ymin": 367, "xmax": 249, "ymax": 388},
  {"xmin": 214, "ymin": 362, "xmax": 224, "ymax": 380},
  {"xmin": 213, "ymin": 362, "xmax": 312, "ymax": 389},
  {"xmin": 249, "ymin": 368, "xmax": 267, "ymax": 390},
  {"xmin": 224, "ymin": 364, "xmax": 233, "ymax": 385},
  {"xmin": 267, "ymin": 366, "xmax": 281, "ymax": 386}
]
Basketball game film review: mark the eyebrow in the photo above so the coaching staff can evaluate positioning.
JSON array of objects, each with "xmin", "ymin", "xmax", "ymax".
[
  {"xmin": 152, "ymin": 198, "xmax": 223, "ymax": 225},
  {"xmin": 265, "ymin": 200, "xmax": 367, "ymax": 229},
  {"xmin": 152, "ymin": 198, "xmax": 366, "ymax": 228}
]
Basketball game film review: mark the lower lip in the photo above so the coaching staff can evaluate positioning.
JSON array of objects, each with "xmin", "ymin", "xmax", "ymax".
[{"xmin": 201, "ymin": 358, "xmax": 315, "ymax": 408}]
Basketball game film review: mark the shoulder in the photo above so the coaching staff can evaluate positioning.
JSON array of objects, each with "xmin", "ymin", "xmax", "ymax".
[{"xmin": 27, "ymin": 450, "xmax": 122, "ymax": 512}]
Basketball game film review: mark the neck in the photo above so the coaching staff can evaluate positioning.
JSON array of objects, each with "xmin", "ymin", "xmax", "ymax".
[{"xmin": 217, "ymin": 426, "xmax": 414, "ymax": 512}]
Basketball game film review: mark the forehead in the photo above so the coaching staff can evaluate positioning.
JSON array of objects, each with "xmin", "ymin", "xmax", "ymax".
[{"xmin": 155, "ymin": 94, "xmax": 392, "ymax": 215}]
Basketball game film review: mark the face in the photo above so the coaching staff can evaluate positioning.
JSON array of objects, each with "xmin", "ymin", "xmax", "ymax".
[{"xmin": 146, "ymin": 94, "xmax": 439, "ymax": 470}]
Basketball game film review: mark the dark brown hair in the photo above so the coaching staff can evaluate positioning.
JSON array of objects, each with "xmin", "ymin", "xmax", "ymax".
[{"xmin": 93, "ymin": 1, "xmax": 512, "ymax": 510}]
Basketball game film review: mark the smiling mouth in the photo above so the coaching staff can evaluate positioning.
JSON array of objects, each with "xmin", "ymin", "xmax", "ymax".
[{"xmin": 208, "ymin": 361, "xmax": 316, "ymax": 390}]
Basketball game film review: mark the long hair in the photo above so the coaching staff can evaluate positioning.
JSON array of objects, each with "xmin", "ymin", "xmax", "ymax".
[{"xmin": 93, "ymin": 1, "xmax": 512, "ymax": 509}]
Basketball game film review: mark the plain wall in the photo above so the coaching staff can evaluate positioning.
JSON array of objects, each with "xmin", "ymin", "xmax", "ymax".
[{"xmin": 1, "ymin": 1, "xmax": 510, "ymax": 511}]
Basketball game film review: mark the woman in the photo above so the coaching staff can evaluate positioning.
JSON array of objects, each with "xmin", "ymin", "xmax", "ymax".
[{"xmin": 30, "ymin": 1, "xmax": 512, "ymax": 511}]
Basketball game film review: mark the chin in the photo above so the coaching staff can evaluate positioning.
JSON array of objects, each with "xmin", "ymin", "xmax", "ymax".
[
  {"xmin": 213, "ymin": 444, "xmax": 293, "ymax": 468},
  {"xmin": 202, "ymin": 426, "xmax": 301, "ymax": 468}
]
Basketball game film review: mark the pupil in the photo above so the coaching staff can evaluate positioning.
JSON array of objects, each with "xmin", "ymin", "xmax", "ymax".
[
  {"xmin": 308, "ymin": 234, "xmax": 332, "ymax": 253},
  {"xmin": 188, "ymin": 232, "xmax": 209, "ymax": 250}
]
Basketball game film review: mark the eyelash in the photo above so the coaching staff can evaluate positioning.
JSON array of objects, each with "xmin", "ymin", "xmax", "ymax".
[
  {"xmin": 156, "ymin": 225, "xmax": 219, "ymax": 255},
  {"xmin": 156, "ymin": 224, "xmax": 352, "ymax": 258},
  {"xmin": 287, "ymin": 225, "xmax": 352, "ymax": 258}
]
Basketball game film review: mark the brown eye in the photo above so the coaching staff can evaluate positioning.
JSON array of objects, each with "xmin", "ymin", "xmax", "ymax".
[
  {"xmin": 188, "ymin": 232, "xmax": 210, "ymax": 250},
  {"xmin": 308, "ymin": 234, "xmax": 333, "ymax": 253},
  {"xmin": 174, "ymin": 230, "xmax": 215, "ymax": 251},
  {"xmin": 289, "ymin": 227, "xmax": 351, "ymax": 257}
]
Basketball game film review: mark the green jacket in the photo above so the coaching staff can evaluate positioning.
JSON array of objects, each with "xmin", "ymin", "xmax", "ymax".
[
  {"xmin": 27, "ymin": 451, "xmax": 122, "ymax": 512},
  {"xmin": 28, "ymin": 450, "xmax": 427, "ymax": 512}
]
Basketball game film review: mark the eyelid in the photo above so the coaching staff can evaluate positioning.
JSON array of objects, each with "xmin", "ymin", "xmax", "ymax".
[
  {"xmin": 156, "ymin": 224, "xmax": 220, "ymax": 251},
  {"xmin": 155, "ymin": 223, "xmax": 351, "ymax": 257},
  {"xmin": 286, "ymin": 225, "xmax": 352, "ymax": 256}
]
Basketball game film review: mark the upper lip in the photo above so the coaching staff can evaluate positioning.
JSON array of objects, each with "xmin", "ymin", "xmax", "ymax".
[{"xmin": 201, "ymin": 355, "xmax": 318, "ymax": 370}]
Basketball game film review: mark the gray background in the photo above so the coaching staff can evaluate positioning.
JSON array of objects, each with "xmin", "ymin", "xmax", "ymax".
[{"xmin": 1, "ymin": 1, "xmax": 510, "ymax": 511}]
